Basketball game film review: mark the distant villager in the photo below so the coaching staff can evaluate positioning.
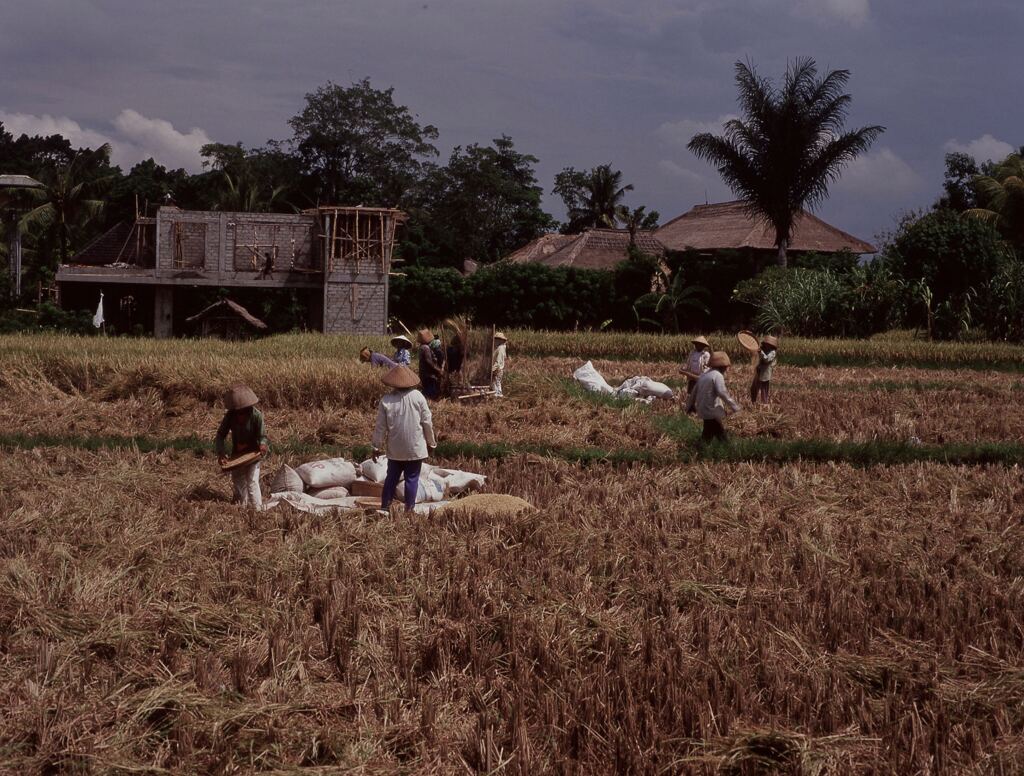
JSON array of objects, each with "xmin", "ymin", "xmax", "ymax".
[
  {"xmin": 391, "ymin": 334, "xmax": 413, "ymax": 366},
  {"xmin": 360, "ymin": 347, "xmax": 397, "ymax": 369},
  {"xmin": 417, "ymin": 328, "xmax": 443, "ymax": 400},
  {"xmin": 491, "ymin": 331, "xmax": 508, "ymax": 397},
  {"xmin": 685, "ymin": 351, "xmax": 741, "ymax": 444},
  {"xmin": 216, "ymin": 383, "xmax": 269, "ymax": 506},
  {"xmin": 750, "ymin": 336, "xmax": 779, "ymax": 404},
  {"xmin": 683, "ymin": 336, "xmax": 712, "ymax": 397}
]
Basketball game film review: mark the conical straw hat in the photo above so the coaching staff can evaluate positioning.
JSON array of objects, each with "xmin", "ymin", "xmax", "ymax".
[
  {"xmin": 382, "ymin": 365, "xmax": 421, "ymax": 389},
  {"xmin": 691, "ymin": 335, "xmax": 710, "ymax": 348},
  {"xmin": 708, "ymin": 351, "xmax": 731, "ymax": 369},
  {"xmin": 762, "ymin": 335, "xmax": 780, "ymax": 348},
  {"xmin": 223, "ymin": 383, "xmax": 258, "ymax": 410},
  {"xmin": 418, "ymin": 328, "xmax": 434, "ymax": 344},
  {"xmin": 494, "ymin": 331, "xmax": 507, "ymax": 342},
  {"xmin": 390, "ymin": 334, "xmax": 413, "ymax": 348}
]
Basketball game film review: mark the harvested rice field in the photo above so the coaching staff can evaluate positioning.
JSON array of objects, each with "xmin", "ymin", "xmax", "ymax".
[{"xmin": 1, "ymin": 331, "xmax": 1023, "ymax": 774}]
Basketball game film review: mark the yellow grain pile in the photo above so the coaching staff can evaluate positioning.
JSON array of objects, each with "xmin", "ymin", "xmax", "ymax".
[{"xmin": 440, "ymin": 493, "xmax": 535, "ymax": 518}]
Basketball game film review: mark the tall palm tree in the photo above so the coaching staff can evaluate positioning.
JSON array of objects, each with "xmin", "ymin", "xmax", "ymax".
[
  {"xmin": 688, "ymin": 58, "xmax": 883, "ymax": 267},
  {"xmin": 555, "ymin": 164, "xmax": 634, "ymax": 232},
  {"xmin": 20, "ymin": 146, "xmax": 114, "ymax": 265},
  {"xmin": 216, "ymin": 170, "xmax": 287, "ymax": 213},
  {"xmin": 967, "ymin": 153, "xmax": 1024, "ymax": 249},
  {"xmin": 613, "ymin": 205, "xmax": 660, "ymax": 245}
]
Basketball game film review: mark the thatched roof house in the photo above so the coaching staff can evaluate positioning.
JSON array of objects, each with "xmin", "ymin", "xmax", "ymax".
[
  {"xmin": 656, "ymin": 201, "xmax": 876, "ymax": 255},
  {"xmin": 185, "ymin": 298, "xmax": 268, "ymax": 340},
  {"xmin": 506, "ymin": 228, "xmax": 665, "ymax": 270}
]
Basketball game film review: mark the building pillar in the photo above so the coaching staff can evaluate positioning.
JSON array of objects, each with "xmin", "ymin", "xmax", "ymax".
[{"xmin": 154, "ymin": 285, "xmax": 173, "ymax": 338}]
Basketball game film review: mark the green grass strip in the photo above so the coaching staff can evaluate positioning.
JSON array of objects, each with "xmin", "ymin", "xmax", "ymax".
[
  {"xmin": 653, "ymin": 415, "xmax": 1024, "ymax": 466},
  {"xmin": 0, "ymin": 433, "xmax": 660, "ymax": 467}
]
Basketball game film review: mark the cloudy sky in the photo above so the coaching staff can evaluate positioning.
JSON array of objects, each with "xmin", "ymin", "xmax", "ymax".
[{"xmin": 1, "ymin": 0, "xmax": 1020, "ymax": 243}]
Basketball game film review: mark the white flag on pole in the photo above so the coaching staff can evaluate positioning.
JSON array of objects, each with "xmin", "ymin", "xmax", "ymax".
[{"xmin": 93, "ymin": 291, "xmax": 105, "ymax": 329}]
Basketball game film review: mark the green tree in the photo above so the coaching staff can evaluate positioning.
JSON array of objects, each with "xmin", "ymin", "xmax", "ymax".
[
  {"xmin": 416, "ymin": 136, "xmax": 554, "ymax": 265},
  {"xmin": 614, "ymin": 205, "xmax": 660, "ymax": 245},
  {"xmin": 968, "ymin": 152, "xmax": 1024, "ymax": 250},
  {"xmin": 688, "ymin": 58, "xmax": 883, "ymax": 267},
  {"xmin": 553, "ymin": 164, "xmax": 634, "ymax": 233},
  {"xmin": 936, "ymin": 152, "xmax": 980, "ymax": 212},
  {"xmin": 288, "ymin": 79, "xmax": 439, "ymax": 206},
  {"xmin": 19, "ymin": 145, "xmax": 115, "ymax": 266}
]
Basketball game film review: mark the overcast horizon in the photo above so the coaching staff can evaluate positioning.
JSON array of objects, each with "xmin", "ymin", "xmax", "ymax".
[{"xmin": 1, "ymin": 0, "xmax": 1020, "ymax": 246}]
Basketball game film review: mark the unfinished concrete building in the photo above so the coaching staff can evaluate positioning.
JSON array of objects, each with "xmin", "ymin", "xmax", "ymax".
[{"xmin": 56, "ymin": 205, "xmax": 404, "ymax": 337}]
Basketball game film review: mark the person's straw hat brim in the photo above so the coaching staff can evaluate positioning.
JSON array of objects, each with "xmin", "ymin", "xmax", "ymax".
[
  {"xmin": 494, "ymin": 331, "xmax": 508, "ymax": 342},
  {"xmin": 708, "ymin": 351, "xmax": 731, "ymax": 369},
  {"xmin": 390, "ymin": 334, "xmax": 412, "ymax": 348},
  {"xmin": 763, "ymin": 335, "xmax": 780, "ymax": 348},
  {"xmin": 382, "ymin": 365, "xmax": 421, "ymax": 390},
  {"xmin": 418, "ymin": 328, "xmax": 433, "ymax": 345},
  {"xmin": 691, "ymin": 335, "xmax": 710, "ymax": 348},
  {"xmin": 223, "ymin": 383, "xmax": 259, "ymax": 410}
]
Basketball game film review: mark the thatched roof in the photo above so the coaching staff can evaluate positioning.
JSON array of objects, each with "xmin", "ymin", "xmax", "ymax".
[
  {"xmin": 656, "ymin": 201, "xmax": 876, "ymax": 254},
  {"xmin": 0, "ymin": 174, "xmax": 43, "ymax": 189},
  {"xmin": 506, "ymin": 228, "xmax": 665, "ymax": 271},
  {"xmin": 185, "ymin": 299, "xmax": 268, "ymax": 329}
]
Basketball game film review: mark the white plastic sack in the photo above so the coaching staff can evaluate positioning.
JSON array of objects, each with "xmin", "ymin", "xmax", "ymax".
[
  {"xmin": 295, "ymin": 458, "xmax": 358, "ymax": 489},
  {"xmin": 573, "ymin": 361, "xmax": 615, "ymax": 395},
  {"xmin": 396, "ymin": 474, "xmax": 445, "ymax": 503},
  {"xmin": 434, "ymin": 470, "xmax": 487, "ymax": 495},
  {"xmin": 359, "ymin": 457, "xmax": 388, "ymax": 483},
  {"xmin": 635, "ymin": 378, "xmax": 674, "ymax": 400},
  {"xmin": 270, "ymin": 464, "xmax": 304, "ymax": 494},
  {"xmin": 308, "ymin": 486, "xmax": 350, "ymax": 500}
]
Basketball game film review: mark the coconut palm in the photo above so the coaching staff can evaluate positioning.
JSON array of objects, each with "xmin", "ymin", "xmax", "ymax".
[
  {"xmin": 613, "ymin": 205, "xmax": 660, "ymax": 245},
  {"xmin": 967, "ymin": 153, "xmax": 1024, "ymax": 249},
  {"xmin": 554, "ymin": 164, "xmax": 634, "ymax": 233},
  {"xmin": 20, "ymin": 146, "xmax": 114, "ymax": 265},
  {"xmin": 688, "ymin": 58, "xmax": 884, "ymax": 267}
]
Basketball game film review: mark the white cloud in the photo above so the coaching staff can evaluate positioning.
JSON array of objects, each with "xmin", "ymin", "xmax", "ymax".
[
  {"xmin": 656, "ymin": 114, "xmax": 738, "ymax": 148},
  {"xmin": 657, "ymin": 159, "xmax": 705, "ymax": 184},
  {"xmin": 796, "ymin": 0, "xmax": 870, "ymax": 26},
  {"xmin": 944, "ymin": 134, "xmax": 1015, "ymax": 165},
  {"xmin": 834, "ymin": 147, "xmax": 922, "ymax": 197},
  {"xmin": 0, "ymin": 108, "xmax": 210, "ymax": 172}
]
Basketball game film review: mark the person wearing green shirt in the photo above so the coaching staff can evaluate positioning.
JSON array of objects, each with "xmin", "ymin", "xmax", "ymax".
[{"xmin": 216, "ymin": 383, "xmax": 269, "ymax": 506}]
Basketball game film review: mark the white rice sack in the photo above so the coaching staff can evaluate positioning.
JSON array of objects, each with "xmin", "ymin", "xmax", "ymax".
[
  {"xmin": 270, "ymin": 464, "xmax": 304, "ymax": 494},
  {"xmin": 573, "ymin": 361, "xmax": 615, "ymax": 395},
  {"xmin": 440, "ymin": 471, "xmax": 486, "ymax": 495},
  {"xmin": 635, "ymin": 378, "xmax": 674, "ymax": 400},
  {"xmin": 295, "ymin": 458, "xmax": 358, "ymax": 489},
  {"xmin": 396, "ymin": 476, "xmax": 445, "ymax": 503},
  {"xmin": 359, "ymin": 457, "xmax": 389, "ymax": 483},
  {"xmin": 308, "ymin": 486, "xmax": 350, "ymax": 500}
]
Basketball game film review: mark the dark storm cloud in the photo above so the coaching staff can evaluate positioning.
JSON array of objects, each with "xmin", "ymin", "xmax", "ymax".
[{"xmin": 1, "ymin": 0, "xmax": 1021, "ymax": 241}]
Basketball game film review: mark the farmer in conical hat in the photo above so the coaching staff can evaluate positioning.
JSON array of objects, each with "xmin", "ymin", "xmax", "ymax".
[
  {"xmin": 359, "ymin": 346, "xmax": 397, "ymax": 369},
  {"xmin": 216, "ymin": 383, "xmax": 269, "ymax": 506},
  {"xmin": 491, "ymin": 331, "xmax": 509, "ymax": 397},
  {"xmin": 750, "ymin": 334, "xmax": 779, "ymax": 404},
  {"xmin": 391, "ymin": 334, "xmax": 413, "ymax": 366},
  {"xmin": 682, "ymin": 335, "xmax": 712, "ymax": 396},
  {"xmin": 372, "ymin": 365, "xmax": 437, "ymax": 513},
  {"xmin": 685, "ymin": 351, "xmax": 741, "ymax": 444},
  {"xmin": 417, "ymin": 328, "xmax": 443, "ymax": 400}
]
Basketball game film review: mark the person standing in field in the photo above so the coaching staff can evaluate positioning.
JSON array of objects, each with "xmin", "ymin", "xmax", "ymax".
[
  {"xmin": 216, "ymin": 383, "xmax": 269, "ymax": 506},
  {"xmin": 391, "ymin": 334, "xmax": 413, "ymax": 366},
  {"xmin": 372, "ymin": 365, "xmax": 437, "ymax": 513},
  {"xmin": 491, "ymin": 331, "xmax": 508, "ymax": 397},
  {"xmin": 417, "ymin": 328, "xmax": 443, "ymax": 400},
  {"xmin": 683, "ymin": 335, "xmax": 712, "ymax": 396},
  {"xmin": 685, "ymin": 351, "xmax": 741, "ymax": 444},
  {"xmin": 750, "ymin": 335, "xmax": 779, "ymax": 404}
]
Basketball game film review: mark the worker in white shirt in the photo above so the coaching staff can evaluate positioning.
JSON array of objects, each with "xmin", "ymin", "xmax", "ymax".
[
  {"xmin": 371, "ymin": 365, "xmax": 438, "ymax": 512},
  {"xmin": 682, "ymin": 335, "xmax": 712, "ymax": 396},
  {"xmin": 491, "ymin": 331, "xmax": 508, "ymax": 397},
  {"xmin": 750, "ymin": 335, "xmax": 779, "ymax": 404},
  {"xmin": 685, "ymin": 351, "xmax": 741, "ymax": 444}
]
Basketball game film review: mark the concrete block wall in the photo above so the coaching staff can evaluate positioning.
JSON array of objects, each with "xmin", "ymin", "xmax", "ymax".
[{"xmin": 323, "ymin": 275, "xmax": 388, "ymax": 335}]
